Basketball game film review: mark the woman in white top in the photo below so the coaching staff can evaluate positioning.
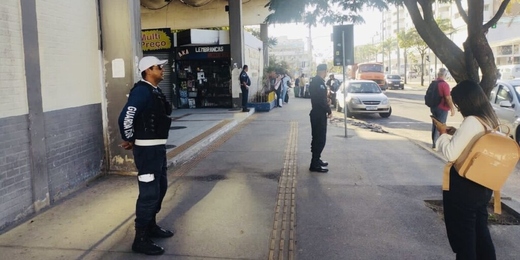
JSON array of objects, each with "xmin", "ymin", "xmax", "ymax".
[
  {"xmin": 274, "ymin": 72, "xmax": 283, "ymax": 107},
  {"xmin": 435, "ymin": 80, "xmax": 498, "ymax": 260}
]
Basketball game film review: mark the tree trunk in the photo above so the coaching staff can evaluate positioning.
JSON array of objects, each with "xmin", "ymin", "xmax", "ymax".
[{"xmin": 404, "ymin": 48, "xmax": 408, "ymax": 84}]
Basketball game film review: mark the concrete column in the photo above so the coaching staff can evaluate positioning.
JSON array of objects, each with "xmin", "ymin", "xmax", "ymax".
[
  {"xmin": 21, "ymin": 0, "xmax": 50, "ymax": 212},
  {"xmin": 99, "ymin": 0, "xmax": 142, "ymax": 173},
  {"xmin": 228, "ymin": 0, "xmax": 244, "ymax": 108},
  {"xmin": 260, "ymin": 23, "xmax": 269, "ymax": 67}
]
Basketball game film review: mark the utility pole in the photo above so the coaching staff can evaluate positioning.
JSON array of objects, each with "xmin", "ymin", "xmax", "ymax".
[
  {"xmin": 381, "ymin": 12, "xmax": 385, "ymax": 66},
  {"xmin": 434, "ymin": 1, "xmax": 438, "ymax": 73},
  {"xmin": 308, "ymin": 24, "xmax": 313, "ymax": 71},
  {"xmin": 397, "ymin": 6, "xmax": 401, "ymax": 76}
]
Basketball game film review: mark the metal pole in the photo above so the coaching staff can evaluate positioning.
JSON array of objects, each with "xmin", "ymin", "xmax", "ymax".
[{"xmin": 342, "ymin": 30, "xmax": 348, "ymax": 137}]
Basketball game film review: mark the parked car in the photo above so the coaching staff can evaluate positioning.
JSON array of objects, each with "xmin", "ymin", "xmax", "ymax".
[
  {"xmin": 385, "ymin": 74, "xmax": 404, "ymax": 90},
  {"xmin": 498, "ymin": 64, "xmax": 520, "ymax": 80},
  {"xmin": 407, "ymin": 71, "xmax": 418, "ymax": 79},
  {"xmin": 489, "ymin": 79, "xmax": 520, "ymax": 143},
  {"xmin": 335, "ymin": 80, "xmax": 392, "ymax": 118}
]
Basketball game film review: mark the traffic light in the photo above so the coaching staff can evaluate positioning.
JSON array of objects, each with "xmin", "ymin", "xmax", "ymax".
[{"xmin": 332, "ymin": 25, "xmax": 354, "ymax": 66}]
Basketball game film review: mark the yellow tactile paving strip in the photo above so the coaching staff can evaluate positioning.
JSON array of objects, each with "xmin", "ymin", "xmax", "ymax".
[{"xmin": 269, "ymin": 121, "xmax": 298, "ymax": 260}]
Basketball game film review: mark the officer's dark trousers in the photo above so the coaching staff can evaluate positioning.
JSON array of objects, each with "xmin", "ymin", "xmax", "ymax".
[
  {"xmin": 443, "ymin": 167, "xmax": 495, "ymax": 260},
  {"xmin": 310, "ymin": 111, "xmax": 327, "ymax": 162},
  {"xmin": 133, "ymin": 144, "xmax": 168, "ymax": 228},
  {"xmin": 241, "ymin": 86, "xmax": 249, "ymax": 110}
]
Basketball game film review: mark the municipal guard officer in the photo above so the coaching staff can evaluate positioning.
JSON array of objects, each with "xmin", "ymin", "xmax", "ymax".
[
  {"xmin": 309, "ymin": 64, "xmax": 331, "ymax": 172},
  {"xmin": 240, "ymin": 64, "xmax": 251, "ymax": 112},
  {"xmin": 118, "ymin": 56, "xmax": 174, "ymax": 255}
]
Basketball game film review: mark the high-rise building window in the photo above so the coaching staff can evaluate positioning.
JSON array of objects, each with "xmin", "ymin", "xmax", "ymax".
[{"xmin": 500, "ymin": 45, "xmax": 513, "ymax": 55}]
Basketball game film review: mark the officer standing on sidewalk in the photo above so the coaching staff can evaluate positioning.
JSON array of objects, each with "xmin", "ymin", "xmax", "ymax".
[
  {"xmin": 240, "ymin": 65, "xmax": 251, "ymax": 112},
  {"xmin": 309, "ymin": 64, "xmax": 331, "ymax": 172},
  {"xmin": 118, "ymin": 56, "xmax": 174, "ymax": 255}
]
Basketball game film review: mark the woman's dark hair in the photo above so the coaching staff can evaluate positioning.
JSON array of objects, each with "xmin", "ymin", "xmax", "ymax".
[{"xmin": 451, "ymin": 80, "xmax": 499, "ymax": 128}]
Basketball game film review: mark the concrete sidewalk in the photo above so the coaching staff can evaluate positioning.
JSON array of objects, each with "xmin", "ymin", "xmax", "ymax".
[{"xmin": 0, "ymin": 98, "xmax": 519, "ymax": 259}]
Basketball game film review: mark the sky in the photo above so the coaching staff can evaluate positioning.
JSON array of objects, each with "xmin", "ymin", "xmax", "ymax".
[{"xmin": 267, "ymin": 8, "xmax": 382, "ymax": 63}]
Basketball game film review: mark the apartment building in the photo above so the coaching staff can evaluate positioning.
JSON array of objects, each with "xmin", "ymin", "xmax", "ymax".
[{"xmin": 269, "ymin": 36, "xmax": 311, "ymax": 77}]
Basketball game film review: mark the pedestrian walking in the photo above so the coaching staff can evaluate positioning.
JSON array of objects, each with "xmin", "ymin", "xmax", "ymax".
[
  {"xmin": 240, "ymin": 65, "xmax": 251, "ymax": 112},
  {"xmin": 434, "ymin": 80, "xmax": 498, "ymax": 260},
  {"xmin": 274, "ymin": 70, "xmax": 283, "ymax": 107},
  {"xmin": 430, "ymin": 68, "xmax": 456, "ymax": 150},
  {"xmin": 281, "ymin": 71, "xmax": 291, "ymax": 105},
  {"xmin": 326, "ymin": 74, "xmax": 340, "ymax": 107},
  {"xmin": 118, "ymin": 56, "xmax": 175, "ymax": 255},
  {"xmin": 308, "ymin": 64, "xmax": 331, "ymax": 172},
  {"xmin": 298, "ymin": 74, "xmax": 306, "ymax": 98}
]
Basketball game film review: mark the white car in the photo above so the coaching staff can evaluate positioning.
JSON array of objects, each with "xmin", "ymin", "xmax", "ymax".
[
  {"xmin": 335, "ymin": 80, "xmax": 392, "ymax": 118},
  {"xmin": 489, "ymin": 79, "xmax": 520, "ymax": 143}
]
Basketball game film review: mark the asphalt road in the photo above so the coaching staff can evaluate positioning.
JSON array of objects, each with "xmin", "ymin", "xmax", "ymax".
[
  {"xmin": 333, "ymin": 86, "xmax": 520, "ymax": 203},
  {"xmin": 345, "ymin": 88, "xmax": 465, "ymax": 147}
]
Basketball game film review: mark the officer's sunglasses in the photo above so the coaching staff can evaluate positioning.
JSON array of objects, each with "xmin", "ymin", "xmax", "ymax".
[{"xmin": 153, "ymin": 65, "xmax": 164, "ymax": 70}]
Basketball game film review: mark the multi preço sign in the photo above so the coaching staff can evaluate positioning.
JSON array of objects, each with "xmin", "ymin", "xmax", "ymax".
[{"xmin": 142, "ymin": 28, "xmax": 172, "ymax": 52}]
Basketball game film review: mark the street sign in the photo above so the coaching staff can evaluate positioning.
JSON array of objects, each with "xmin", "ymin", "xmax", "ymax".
[{"xmin": 332, "ymin": 25, "xmax": 354, "ymax": 66}]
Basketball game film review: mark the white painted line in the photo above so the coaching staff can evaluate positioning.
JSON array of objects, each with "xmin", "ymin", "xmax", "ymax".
[{"xmin": 388, "ymin": 121, "xmax": 463, "ymax": 124}]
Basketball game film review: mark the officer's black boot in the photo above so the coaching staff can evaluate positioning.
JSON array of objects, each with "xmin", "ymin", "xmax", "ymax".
[
  {"xmin": 132, "ymin": 227, "xmax": 165, "ymax": 255},
  {"xmin": 319, "ymin": 159, "xmax": 329, "ymax": 167},
  {"xmin": 309, "ymin": 158, "xmax": 328, "ymax": 172},
  {"xmin": 148, "ymin": 218, "xmax": 175, "ymax": 238}
]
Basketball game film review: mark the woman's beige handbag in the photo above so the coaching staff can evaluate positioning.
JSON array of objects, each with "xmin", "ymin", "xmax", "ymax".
[{"xmin": 443, "ymin": 117, "xmax": 520, "ymax": 213}]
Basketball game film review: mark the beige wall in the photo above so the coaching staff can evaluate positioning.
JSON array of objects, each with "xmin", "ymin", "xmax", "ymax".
[
  {"xmin": 36, "ymin": 0, "xmax": 102, "ymax": 112},
  {"xmin": 0, "ymin": 0, "xmax": 29, "ymax": 118},
  {"xmin": 141, "ymin": 0, "xmax": 270, "ymax": 30},
  {"xmin": 244, "ymin": 33, "xmax": 263, "ymax": 96}
]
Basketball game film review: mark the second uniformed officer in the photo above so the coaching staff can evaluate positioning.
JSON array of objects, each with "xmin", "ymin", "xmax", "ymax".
[
  {"xmin": 240, "ymin": 65, "xmax": 251, "ymax": 112},
  {"xmin": 309, "ymin": 64, "xmax": 331, "ymax": 172},
  {"xmin": 118, "ymin": 56, "xmax": 174, "ymax": 255}
]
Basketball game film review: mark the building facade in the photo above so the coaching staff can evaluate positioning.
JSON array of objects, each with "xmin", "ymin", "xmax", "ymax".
[
  {"xmin": 0, "ymin": 0, "xmax": 104, "ymax": 230},
  {"xmin": 269, "ymin": 36, "xmax": 311, "ymax": 77}
]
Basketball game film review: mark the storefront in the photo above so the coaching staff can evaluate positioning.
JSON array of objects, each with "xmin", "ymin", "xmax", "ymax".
[
  {"xmin": 141, "ymin": 28, "xmax": 177, "ymax": 106},
  {"xmin": 175, "ymin": 45, "xmax": 232, "ymax": 108}
]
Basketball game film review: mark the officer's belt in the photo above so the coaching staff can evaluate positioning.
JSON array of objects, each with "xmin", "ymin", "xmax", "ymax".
[{"xmin": 134, "ymin": 139, "xmax": 167, "ymax": 146}]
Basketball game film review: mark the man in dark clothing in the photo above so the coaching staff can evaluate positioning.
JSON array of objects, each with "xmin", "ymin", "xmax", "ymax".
[
  {"xmin": 240, "ymin": 65, "xmax": 251, "ymax": 112},
  {"xmin": 118, "ymin": 56, "xmax": 174, "ymax": 255},
  {"xmin": 309, "ymin": 64, "xmax": 331, "ymax": 172},
  {"xmin": 326, "ymin": 74, "xmax": 340, "ymax": 107}
]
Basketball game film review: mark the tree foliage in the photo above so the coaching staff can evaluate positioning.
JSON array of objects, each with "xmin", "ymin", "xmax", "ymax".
[
  {"xmin": 354, "ymin": 44, "xmax": 379, "ymax": 63},
  {"xmin": 397, "ymin": 19, "xmax": 453, "ymax": 85},
  {"xmin": 265, "ymin": 0, "xmax": 515, "ymax": 94}
]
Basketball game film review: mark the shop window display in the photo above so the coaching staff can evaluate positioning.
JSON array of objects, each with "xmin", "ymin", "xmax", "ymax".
[{"xmin": 175, "ymin": 45, "xmax": 232, "ymax": 108}]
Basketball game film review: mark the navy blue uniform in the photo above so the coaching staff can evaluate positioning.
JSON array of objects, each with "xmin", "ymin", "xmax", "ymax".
[
  {"xmin": 309, "ymin": 76, "xmax": 331, "ymax": 164},
  {"xmin": 240, "ymin": 70, "xmax": 251, "ymax": 110},
  {"xmin": 119, "ymin": 80, "xmax": 172, "ymax": 229}
]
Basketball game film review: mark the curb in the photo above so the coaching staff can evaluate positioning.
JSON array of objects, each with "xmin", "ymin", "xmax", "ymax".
[{"xmin": 166, "ymin": 108, "xmax": 255, "ymax": 169}]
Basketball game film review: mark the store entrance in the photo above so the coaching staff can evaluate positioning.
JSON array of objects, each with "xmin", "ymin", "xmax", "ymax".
[{"xmin": 177, "ymin": 59, "xmax": 232, "ymax": 108}]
